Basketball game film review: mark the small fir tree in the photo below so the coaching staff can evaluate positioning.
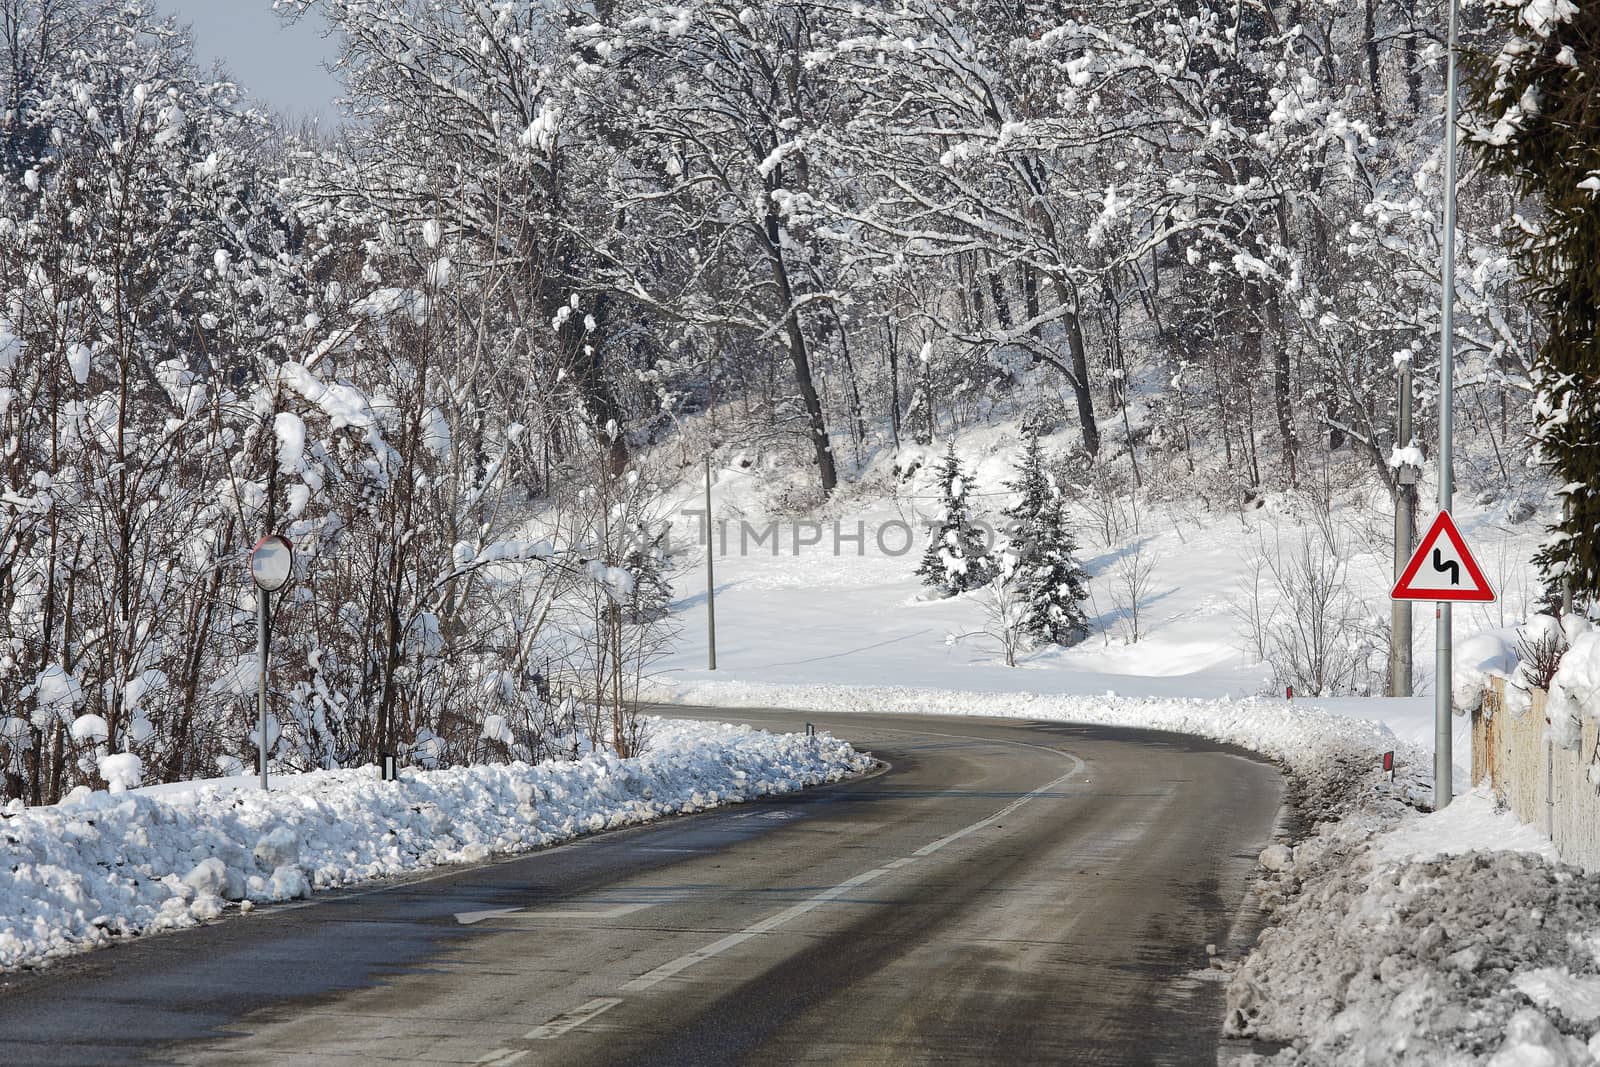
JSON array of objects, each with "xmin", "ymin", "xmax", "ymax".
[
  {"xmin": 624, "ymin": 523, "xmax": 673, "ymax": 623},
  {"xmin": 1002, "ymin": 433, "xmax": 1091, "ymax": 646},
  {"xmin": 916, "ymin": 444, "xmax": 996, "ymax": 596}
]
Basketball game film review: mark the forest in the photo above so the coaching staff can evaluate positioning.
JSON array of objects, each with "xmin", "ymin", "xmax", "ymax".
[{"xmin": 0, "ymin": 0, "xmax": 1557, "ymax": 802}]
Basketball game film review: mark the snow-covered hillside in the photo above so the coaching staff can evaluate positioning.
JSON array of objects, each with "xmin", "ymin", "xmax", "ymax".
[{"xmin": 649, "ymin": 421, "xmax": 1551, "ymax": 780}]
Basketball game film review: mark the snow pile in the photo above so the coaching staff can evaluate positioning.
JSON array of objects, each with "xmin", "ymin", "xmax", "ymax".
[
  {"xmin": 1551, "ymin": 625, "xmax": 1600, "ymax": 733},
  {"xmin": 1374, "ymin": 789, "xmax": 1560, "ymax": 866},
  {"xmin": 647, "ymin": 677, "xmax": 1427, "ymax": 816},
  {"xmin": 1227, "ymin": 790, "xmax": 1600, "ymax": 1065},
  {"xmin": 0, "ymin": 717, "xmax": 869, "ymax": 971},
  {"xmin": 1454, "ymin": 627, "xmax": 1520, "ymax": 713}
]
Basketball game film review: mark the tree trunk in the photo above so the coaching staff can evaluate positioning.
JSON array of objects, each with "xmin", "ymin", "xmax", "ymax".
[
  {"xmin": 987, "ymin": 258, "xmax": 1013, "ymax": 329},
  {"xmin": 831, "ymin": 310, "xmax": 868, "ymax": 464},
  {"xmin": 764, "ymin": 211, "xmax": 838, "ymax": 494},
  {"xmin": 1052, "ymin": 278, "xmax": 1101, "ymax": 456},
  {"xmin": 886, "ymin": 320, "xmax": 901, "ymax": 450},
  {"xmin": 1247, "ymin": 282, "xmax": 1297, "ymax": 485},
  {"xmin": 1364, "ymin": 0, "xmax": 1385, "ymax": 125},
  {"xmin": 570, "ymin": 291, "xmax": 630, "ymax": 475}
]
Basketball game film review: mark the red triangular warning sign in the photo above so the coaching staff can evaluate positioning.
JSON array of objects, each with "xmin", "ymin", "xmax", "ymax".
[{"xmin": 1391, "ymin": 510, "xmax": 1497, "ymax": 602}]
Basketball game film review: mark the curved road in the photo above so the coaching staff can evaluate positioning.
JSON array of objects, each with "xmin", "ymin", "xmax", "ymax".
[{"xmin": 0, "ymin": 709, "xmax": 1284, "ymax": 1065}]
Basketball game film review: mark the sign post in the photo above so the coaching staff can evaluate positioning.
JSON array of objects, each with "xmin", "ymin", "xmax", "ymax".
[
  {"xmin": 249, "ymin": 535, "xmax": 294, "ymax": 791},
  {"xmin": 1433, "ymin": 0, "xmax": 1462, "ymax": 810}
]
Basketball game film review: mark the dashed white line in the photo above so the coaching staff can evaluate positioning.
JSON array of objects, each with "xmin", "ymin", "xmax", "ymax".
[
  {"xmin": 912, "ymin": 763, "xmax": 1083, "ymax": 857},
  {"xmin": 619, "ymin": 866, "xmax": 892, "ymax": 993},
  {"xmin": 525, "ymin": 997, "xmax": 624, "ymax": 1040}
]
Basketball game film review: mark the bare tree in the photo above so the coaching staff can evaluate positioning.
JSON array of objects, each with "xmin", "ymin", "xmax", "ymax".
[{"xmin": 1112, "ymin": 544, "xmax": 1160, "ymax": 644}]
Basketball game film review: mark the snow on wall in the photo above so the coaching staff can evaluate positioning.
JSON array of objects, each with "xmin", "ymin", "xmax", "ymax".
[{"xmin": 0, "ymin": 717, "xmax": 870, "ymax": 972}]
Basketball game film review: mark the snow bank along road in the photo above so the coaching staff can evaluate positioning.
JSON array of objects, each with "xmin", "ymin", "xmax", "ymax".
[{"xmin": 0, "ymin": 708, "xmax": 1284, "ymax": 1065}]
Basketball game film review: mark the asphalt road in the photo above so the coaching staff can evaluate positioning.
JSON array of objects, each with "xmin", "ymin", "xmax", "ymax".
[{"xmin": 0, "ymin": 708, "xmax": 1285, "ymax": 1066}]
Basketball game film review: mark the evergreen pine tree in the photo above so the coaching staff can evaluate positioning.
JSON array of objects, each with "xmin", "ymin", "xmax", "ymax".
[
  {"xmin": 624, "ymin": 523, "xmax": 673, "ymax": 623},
  {"xmin": 1002, "ymin": 433, "xmax": 1091, "ymax": 645},
  {"xmin": 1468, "ymin": 5, "xmax": 1600, "ymax": 599},
  {"xmin": 916, "ymin": 444, "xmax": 995, "ymax": 596}
]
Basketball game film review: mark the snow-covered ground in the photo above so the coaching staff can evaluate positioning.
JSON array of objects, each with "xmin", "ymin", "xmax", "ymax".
[
  {"xmin": 0, "ymin": 717, "xmax": 869, "ymax": 971},
  {"xmin": 1229, "ymin": 789, "xmax": 1600, "ymax": 1065}
]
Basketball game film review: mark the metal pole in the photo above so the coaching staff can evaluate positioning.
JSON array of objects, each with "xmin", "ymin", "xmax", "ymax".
[
  {"xmin": 257, "ymin": 587, "xmax": 270, "ymax": 791},
  {"xmin": 1434, "ymin": 0, "xmax": 1460, "ymax": 810},
  {"xmin": 705, "ymin": 455, "xmax": 717, "ymax": 672},
  {"xmin": 1391, "ymin": 360, "xmax": 1414, "ymax": 697}
]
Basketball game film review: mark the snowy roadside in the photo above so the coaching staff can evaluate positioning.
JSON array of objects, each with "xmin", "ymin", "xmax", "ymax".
[
  {"xmin": 0, "ymin": 717, "xmax": 870, "ymax": 972},
  {"xmin": 644, "ymin": 678, "xmax": 1432, "ymax": 814},
  {"xmin": 1225, "ymin": 788, "xmax": 1600, "ymax": 1065}
]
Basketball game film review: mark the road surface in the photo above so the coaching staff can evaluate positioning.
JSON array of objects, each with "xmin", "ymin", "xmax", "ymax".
[{"xmin": 0, "ymin": 708, "xmax": 1285, "ymax": 1065}]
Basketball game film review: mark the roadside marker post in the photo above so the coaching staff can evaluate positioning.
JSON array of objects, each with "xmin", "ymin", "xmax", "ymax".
[{"xmin": 249, "ymin": 535, "xmax": 294, "ymax": 791}]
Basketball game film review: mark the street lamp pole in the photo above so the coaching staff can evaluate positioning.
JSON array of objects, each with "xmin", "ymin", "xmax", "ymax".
[{"xmin": 705, "ymin": 455, "xmax": 717, "ymax": 671}]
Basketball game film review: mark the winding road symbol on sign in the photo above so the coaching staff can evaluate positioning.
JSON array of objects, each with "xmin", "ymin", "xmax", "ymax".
[
  {"xmin": 1431, "ymin": 549, "xmax": 1459, "ymax": 586},
  {"xmin": 1392, "ymin": 510, "xmax": 1496, "ymax": 603}
]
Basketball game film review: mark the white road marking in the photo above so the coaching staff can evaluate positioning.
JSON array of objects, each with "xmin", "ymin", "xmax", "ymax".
[
  {"xmin": 634, "ymin": 847, "xmax": 703, "ymax": 853},
  {"xmin": 455, "ymin": 907, "xmax": 521, "ymax": 926},
  {"xmin": 617, "ymin": 755, "xmax": 1084, "ymax": 994},
  {"xmin": 525, "ymin": 997, "xmax": 623, "ymax": 1040},
  {"xmin": 524, "ymin": 902, "xmax": 651, "ymax": 920},
  {"xmin": 473, "ymin": 1048, "xmax": 528, "ymax": 1065},
  {"xmin": 456, "ymin": 901, "xmax": 651, "ymax": 925},
  {"xmin": 912, "ymin": 763, "xmax": 1083, "ymax": 857},
  {"xmin": 620, "ymin": 867, "xmax": 891, "ymax": 992}
]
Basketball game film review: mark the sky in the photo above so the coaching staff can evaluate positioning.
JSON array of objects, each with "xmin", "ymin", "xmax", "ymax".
[{"xmin": 160, "ymin": 1, "xmax": 343, "ymax": 124}]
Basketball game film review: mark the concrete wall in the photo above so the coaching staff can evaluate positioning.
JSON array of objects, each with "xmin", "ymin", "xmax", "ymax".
[{"xmin": 1473, "ymin": 677, "xmax": 1600, "ymax": 870}]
